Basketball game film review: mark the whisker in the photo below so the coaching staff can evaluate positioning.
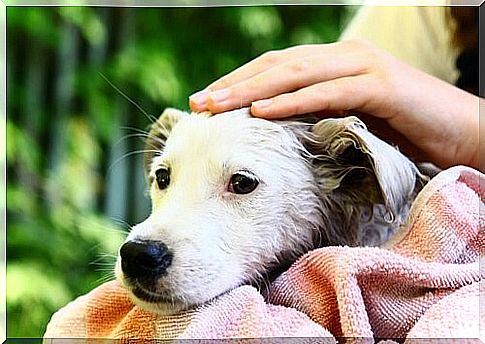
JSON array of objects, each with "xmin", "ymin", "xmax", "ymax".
[
  {"xmin": 107, "ymin": 149, "xmax": 162, "ymax": 174},
  {"xmin": 77, "ymin": 214, "xmax": 128, "ymax": 237},
  {"xmin": 112, "ymin": 133, "xmax": 159, "ymax": 149},
  {"xmin": 91, "ymin": 253, "xmax": 118, "ymax": 265},
  {"xmin": 110, "ymin": 218, "xmax": 132, "ymax": 228},
  {"xmin": 94, "ymin": 272, "xmax": 116, "ymax": 285},
  {"xmin": 91, "ymin": 253, "xmax": 118, "ymax": 284},
  {"xmin": 120, "ymin": 126, "xmax": 149, "ymax": 134},
  {"xmin": 109, "ymin": 218, "xmax": 134, "ymax": 234},
  {"xmin": 113, "ymin": 133, "xmax": 147, "ymax": 145},
  {"xmin": 99, "ymin": 72, "xmax": 158, "ymax": 124},
  {"xmin": 102, "ymin": 227, "xmax": 130, "ymax": 235},
  {"xmin": 114, "ymin": 133, "xmax": 165, "ymax": 151}
]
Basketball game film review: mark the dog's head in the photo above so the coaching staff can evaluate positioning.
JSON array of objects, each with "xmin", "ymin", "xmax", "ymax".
[{"xmin": 115, "ymin": 108, "xmax": 421, "ymax": 314}]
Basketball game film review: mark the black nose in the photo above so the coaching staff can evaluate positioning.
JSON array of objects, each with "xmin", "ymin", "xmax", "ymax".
[{"xmin": 120, "ymin": 240, "xmax": 173, "ymax": 280}]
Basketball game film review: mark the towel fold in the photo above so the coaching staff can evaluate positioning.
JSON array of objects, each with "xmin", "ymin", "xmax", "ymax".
[{"xmin": 44, "ymin": 166, "xmax": 484, "ymax": 341}]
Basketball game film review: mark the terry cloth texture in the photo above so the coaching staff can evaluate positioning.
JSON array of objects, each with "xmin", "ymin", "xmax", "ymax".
[{"xmin": 44, "ymin": 166, "xmax": 484, "ymax": 342}]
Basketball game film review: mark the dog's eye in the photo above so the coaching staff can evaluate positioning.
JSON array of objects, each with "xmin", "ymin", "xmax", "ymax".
[
  {"xmin": 155, "ymin": 167, "xmax": 170, "ymax": 190},
  {"xmin": 228, "ymin": 172, "xmax": 259, "ymax": 194}
]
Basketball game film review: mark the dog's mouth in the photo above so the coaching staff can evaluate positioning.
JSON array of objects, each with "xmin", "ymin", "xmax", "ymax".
[{"xmin": 128, "ymin": 280, "xmax": 174, "ymax": 304}]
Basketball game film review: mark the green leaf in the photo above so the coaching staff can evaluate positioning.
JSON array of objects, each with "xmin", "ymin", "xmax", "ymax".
[{"xmin": 58, "ymin": 7, "xmax": 106, "ymax": 45}]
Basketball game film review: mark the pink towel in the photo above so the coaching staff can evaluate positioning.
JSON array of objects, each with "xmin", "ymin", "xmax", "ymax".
[{"xmin": 44, "ymin": 166, "xmax": 483, "ymax": 341}]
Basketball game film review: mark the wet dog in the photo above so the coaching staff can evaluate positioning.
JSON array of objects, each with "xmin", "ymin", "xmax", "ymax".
[{"xmin": 115, "ymin": 108, "xmax": 424, "ymax": 314}]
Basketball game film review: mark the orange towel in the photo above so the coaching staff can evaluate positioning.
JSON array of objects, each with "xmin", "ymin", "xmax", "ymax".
[{"xmin": 44, "ymin": 166, "xmax": 483, "ymax": 341}]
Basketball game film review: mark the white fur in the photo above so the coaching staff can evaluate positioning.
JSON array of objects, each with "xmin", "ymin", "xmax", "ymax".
[{"xmin": 115, "ymin": 108, "xmax": 423, "ymax": 314}]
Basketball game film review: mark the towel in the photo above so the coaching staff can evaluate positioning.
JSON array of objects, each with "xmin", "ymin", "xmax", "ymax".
[{"xmin": 44, "ymin": 166, "xmax": 484, "ymax": 342}]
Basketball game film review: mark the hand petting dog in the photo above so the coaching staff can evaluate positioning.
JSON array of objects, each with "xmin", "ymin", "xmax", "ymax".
[{"xmin": 189, "ymin": 39, "xmax": 480, "ymax": 171}]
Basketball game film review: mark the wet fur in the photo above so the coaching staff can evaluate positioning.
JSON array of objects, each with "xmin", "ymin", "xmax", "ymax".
[{"xmin": 116, "ymin": 108, "xmax": 425, "ymax": 314}]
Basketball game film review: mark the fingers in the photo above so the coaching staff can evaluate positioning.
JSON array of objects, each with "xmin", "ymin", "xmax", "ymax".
[
  {"xmin": 190, "ymin": 52, "xmax": 372, "ymax": 114},
  {"xmin": 206, "ymin": 50, "xmax": 282, "ymax": 92},
  {"xmin": 206, "ymin": 43, "xmax": 341, "ymax": 91},
  {"xmin": 250, "ymin": 75, "xmax": 380, "ymax": 119},
  {"xmin": 189, "ymin": 49, "xmax": 295, "ymax": 112},
  {"xmin": 189, "ymin": 49, "xmax": 298, "ymax": 112},
  {"xmin": 189, "ymin": 40, "xmax": 372, "ymax": 113}
]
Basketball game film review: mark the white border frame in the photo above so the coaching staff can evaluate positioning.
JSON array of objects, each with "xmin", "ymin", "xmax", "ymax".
[{"xmin": 1, "ymin": 1, "xmax": 482, "ymax": 342}]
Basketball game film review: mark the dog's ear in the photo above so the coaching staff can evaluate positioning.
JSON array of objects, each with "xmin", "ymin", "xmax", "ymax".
[
  {"xmin": 288, "ymin": 116, "xmax": 423, "ymax": 245},
  {"xmin": 144, "ymin": 108, "xmax": 187, "ymax": 178}
]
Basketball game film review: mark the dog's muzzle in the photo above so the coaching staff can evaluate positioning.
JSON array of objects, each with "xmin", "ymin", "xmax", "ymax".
[{"xmin": 120, "ymin": 240, "xmax": 173, "ymax": 281}]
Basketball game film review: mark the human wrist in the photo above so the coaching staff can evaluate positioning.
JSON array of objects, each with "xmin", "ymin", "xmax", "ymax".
[{"xmin": 454, "ymin": 93, "xmax": 480, "ymax": 169}]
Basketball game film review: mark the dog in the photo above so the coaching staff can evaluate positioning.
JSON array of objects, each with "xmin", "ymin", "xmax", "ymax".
[{"xmin": 115, "ymin": 107, "xmax": 425, "ymax": 315}]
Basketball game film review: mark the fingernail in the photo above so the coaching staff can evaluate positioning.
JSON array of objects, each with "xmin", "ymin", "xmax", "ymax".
[
  {"xmin": 189, "ymin": 89, "xmax": 209, "ymax": 107},
  {"xmin": 252, "ymin": 99, "xmax": 272, "ymax": 109},
  {"xmin": 209, "ymin": 89, "xmax": 231, "ymax": 103}
]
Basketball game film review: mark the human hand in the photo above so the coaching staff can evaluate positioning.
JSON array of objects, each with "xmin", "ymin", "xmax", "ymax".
[{"xmin": 189, "ymin": 39, "xmax": 480, "ymax": 170}]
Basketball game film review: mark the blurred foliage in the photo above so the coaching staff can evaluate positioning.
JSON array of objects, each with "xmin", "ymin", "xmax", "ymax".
[{"xmin": 6, "ymin": 6, "xmax": 349, "ymax": 338}]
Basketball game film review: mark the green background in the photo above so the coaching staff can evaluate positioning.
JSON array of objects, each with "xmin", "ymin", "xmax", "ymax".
[{"xmin": 6, "ymin": 6, "xmax": 350, "ymax": 338}]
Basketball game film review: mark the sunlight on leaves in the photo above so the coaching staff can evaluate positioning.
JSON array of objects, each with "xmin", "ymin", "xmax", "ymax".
[
  {"xmin": 238, "ymin": 7, "xmax": 282, "ymax": 39},
  {"xmin": 7, "ymin": 8, "xmax": 60, "ymax": 47},
  {"xmin": 59, "ymin": 7, "xmax": 106, "ymax": 45},
  {"xmin": 290, "ymin": 27, "xmax": 323, "ymax": 45},
  {"xmin": 7, "ymin": 263, "xmax": 71, "ymax": 309},
  {"xmin": 6, "ymin": 121, "xmax": 42, "ymax": 173},
  {"xmin": 45, "ymin": 117, "xmax": 101, "ymax": 212},
  {"xmin": 77, "ymin": 214, "xmax": 125, "ymax": 254},
  {"xmin": 114, "ymin": 46, "xmax": 181, "ymax": 104}
]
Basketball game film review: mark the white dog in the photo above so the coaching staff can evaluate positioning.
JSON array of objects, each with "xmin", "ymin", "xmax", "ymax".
[{"xmin": 115, "ymin": 108, "xmax": 424, "ymax": 314}]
